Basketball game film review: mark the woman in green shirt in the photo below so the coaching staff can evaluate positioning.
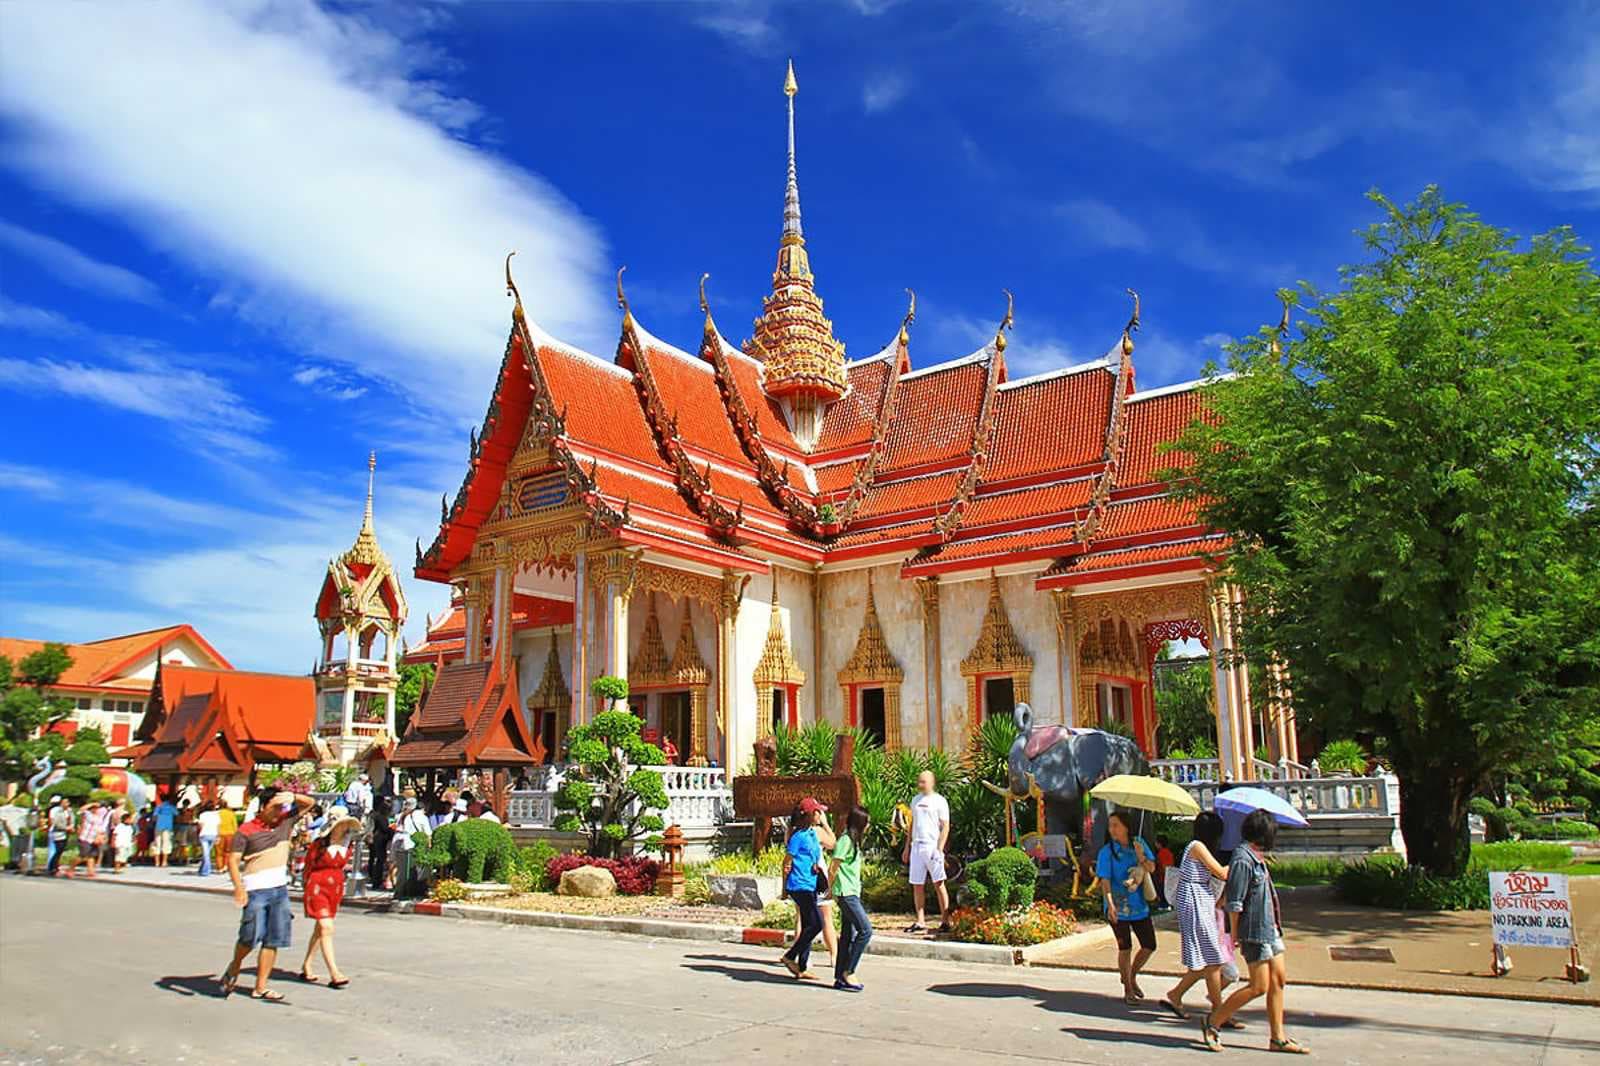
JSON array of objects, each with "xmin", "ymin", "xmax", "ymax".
[{"xmin": 829, "ymin": 805, "xmax": 872, "ymax": 992}]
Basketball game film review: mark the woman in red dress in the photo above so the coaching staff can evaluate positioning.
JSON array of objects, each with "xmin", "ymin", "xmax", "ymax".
[{"xmin": 298, "ymin": 814, "xmax": 360, "ymax": 988}]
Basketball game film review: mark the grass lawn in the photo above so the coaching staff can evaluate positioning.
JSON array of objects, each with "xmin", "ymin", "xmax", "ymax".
[{"xmin": 1273, "ymin": 841, "xmax": 1596, "ymax": 886}]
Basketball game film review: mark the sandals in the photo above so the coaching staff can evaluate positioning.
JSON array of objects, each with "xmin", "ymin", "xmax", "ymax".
[
  {"xmin": 1270, "ymin": 1038, "xmax": 1310, "ymax": 1055},
  {"xmin": 1201, "ymin": 1014, "xmax": 1224, "ymax": 1053},
  {"xmin": 296, "ymin": 971, "xmax": 322, "ymax": 984},
  {"xmin": 219, "ymin": 966, "xmax": 240, "ymax": 998},
  {"xmin": 906, "ymin": 923, "xmax": 928, "ymax": 933},
  {"xmin": 328, "ymin": 978, "xmax": 350, "ymax": 990},
  {"xmin": 250, "ymin": 988, "xmax": 288, "ymax": 1003},
  {"xmin": 1160, "ymin": 997, "xmax": 1189, "ymax": 1020},
  {"xmin": 1221, "ymin": 1019, "xmax": 1247, "ymax": 1031}
]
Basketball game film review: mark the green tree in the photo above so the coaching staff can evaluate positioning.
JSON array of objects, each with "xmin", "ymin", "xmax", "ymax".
[
  {"xmin": 1175, "ymin": 188, "xmax": 1600, "ymax": 876},
  {"xmin": 553, "ymin": 678, "xmax": 668, "ymax": 858},
  {"xmin": 1153, "ymin": 652, "xmax": 1216, "ymax": 757},
  {"xmin": 394, "ymin": 662, "xmax": 434, "ymax": 735},
  {"xmin": 0, "ymin": 645, "xmax": 75, "ymax": 786}
]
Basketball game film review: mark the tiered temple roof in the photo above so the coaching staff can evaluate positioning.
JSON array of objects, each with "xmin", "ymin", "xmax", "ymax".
[{"xmin": 413, "ymin": 67, "xmax": 1222, "ymax": 594}]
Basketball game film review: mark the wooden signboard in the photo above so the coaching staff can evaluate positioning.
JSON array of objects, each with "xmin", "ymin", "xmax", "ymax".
[{"xmin": 732, "ymin": 733, "xmax": 857, "ymax": 853}]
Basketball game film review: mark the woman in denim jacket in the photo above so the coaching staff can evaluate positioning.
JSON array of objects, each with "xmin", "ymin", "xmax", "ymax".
[{"xmin": 1203, "ymin": 810, "xmax": 1309, "ymax": 1054}]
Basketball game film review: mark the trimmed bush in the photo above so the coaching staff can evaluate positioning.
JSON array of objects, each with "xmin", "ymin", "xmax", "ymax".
[
  {"xmin": 964, "ymin": 846, "xmax": 1039, "ymax": 911},
  {"xmin": 545, "ymin": 853, "xmax": 659, "ymax": 895},
  {"xmin": 1335, "ymin": 860, "xmax": 1489, "ymax": 910},
  {"xmin": 415, "ymin": 818, "xmax": 517, "ymax": 883}
]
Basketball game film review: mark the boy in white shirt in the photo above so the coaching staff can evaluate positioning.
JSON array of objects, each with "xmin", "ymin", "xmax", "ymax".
[
  {"xmin": 112, "ymin": 813, "xmax": 135, "ymax": 873},
  {"xmin": 901, "ymin": 771, "xmax": 951, "ymax": 932}
]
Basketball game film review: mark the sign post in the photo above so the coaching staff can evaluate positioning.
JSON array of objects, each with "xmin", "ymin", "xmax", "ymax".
[{"xmin": 1489, "ymin": 871, "xmax": 1587, "ymax": 983}]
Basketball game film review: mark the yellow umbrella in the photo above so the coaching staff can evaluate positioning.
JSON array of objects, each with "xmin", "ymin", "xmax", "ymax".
[{"xmin": 1088, "ymin": 774, "xmax": 1200, "ymax": 816}]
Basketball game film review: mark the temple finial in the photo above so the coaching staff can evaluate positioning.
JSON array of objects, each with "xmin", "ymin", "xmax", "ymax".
[
  {"xmin": 1121, "ymin": 288, "xmax": 1141, "ymax": 356},
  {"xmin": 364, "ymin": 451, "xmax": 376, "ymax": 529},
  {"xmin": 1270, "ymin": 290, "xmax": 1293, "ymax": 357},
  {"xmin": 505, "ymin": 252, "xmax": 524, "ymax": 320},
  {"xmin": 899, "ymin": 288, "xmax": 916, "ymax": 345},
  {"xmin": 616, "ymin": 266, "xmax": 632, "ymax": 328},
  {"xmin": 782, "ymin": 61, "xmax": 802, "ymax": 244},
  {"xmin": 699, "ymin": 272, "xmax": 711, "ymax": 316},
  {"xmin": 995, "ymin": 289, "xmax": 1014, "ymax": 352}
]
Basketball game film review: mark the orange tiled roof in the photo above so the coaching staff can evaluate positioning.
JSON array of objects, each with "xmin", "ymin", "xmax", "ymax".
[
  {"xmin": 134, "ymin": 665, "xmax": 313, "ymax": 776},
  {"xmin": 817, "ymin": 354, "xmax": 894, "ymax": 452},
  {"xmin": 1042, "ymin": 536, "xmax": 1228, "ymax": 584},
  {"xmin": 904, "ymin": 522, "xmax": 1082, "ymax": 571},
  {"xmin": 986, "ymin": 366, "xmax": 1114, "ymax": 481},
  {"xmin": 880, "ymin": 359, "xmax": 987, "ymax": 472},
  {"xmin": 0, "ymin": 625, "xmax": 230, "ymax": 690},
  {"xmin": 1120, "ymin": 386, "xmax": 1206, "ymax": 486}
]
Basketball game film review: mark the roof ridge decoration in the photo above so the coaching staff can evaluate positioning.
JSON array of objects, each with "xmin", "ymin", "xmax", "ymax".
[
  {"xmin": 752, "ymin": 576, "xmax": 807, "ymax": 688},
  {"xmin": 745, "ymin": 60, "xmax": 848, "ymax": 404},
  {"xmin": 930, "ymin": 291, "xmax": 1012, "ymax": 540},
  {"xmin": 837, "ymin": 573, "xmax": 904, "ymax": 684},
  {"xmin": 831, "ymin": 319, "xmax": 908, "ymax": 528},
  {"xmin": 617, "ymin": 267, "xmax": 745, "ymax": 540},
  {"xmin": 700, "ymin": 273, "xmax": 825, "ymax": 535},
  {"xmin": 960, "ymin": 571, "xmax": 1033, "ymax": 677},
  {"xmin": 1074, "ymin": 289, "xmax": 1140, "ymax": 545}
]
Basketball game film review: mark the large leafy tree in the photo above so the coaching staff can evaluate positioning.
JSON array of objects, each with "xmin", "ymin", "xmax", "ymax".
[
  {"xmin": 1176, "ymin": 188, "xmax": 1600, "ymax": 877},
  {"xmin": 0, "ymin": 645, "xmax": 76, "ymax": 785},
  {"xmin": 1153, "ymin": 648, "xmax": 1217, "ymax": 758}
]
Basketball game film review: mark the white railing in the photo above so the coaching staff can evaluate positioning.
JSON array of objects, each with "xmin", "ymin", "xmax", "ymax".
[
  {"xmin": 505, "ymin": 764, "xmax": 731, "ymax": 831},
  {"xmin": 1176, "ymin": 772, "xmax": 1399, "ymax": 818},
  {"xmin": 1152, "ymin": 756, "xmax": 1316, "ymax": 783}
]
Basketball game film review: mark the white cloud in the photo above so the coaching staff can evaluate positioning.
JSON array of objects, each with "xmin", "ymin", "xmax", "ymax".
[
  {"xmin": 0, "ymin": 297, "xmax": 83, "ymax": 338},
  {"xmin": 0, "ymin": 352, "xmax": 272, "ymax": 458},
  {"xmin": 862, "ymin": 72, "xmax": 910, "ymax": 114},
  {"xmin": 0, "ymin": 219, "xmax": 162, "ymax": 305},
  {"xmin": 0, "ymin": 0, "xmax": 611, "ymax": 424},
  {"xmin": 694, "ymin": 6, "xmax": 776, "ymax": 51},
  {"xmin": 1057, "ymin": 198, "xmax": 1151, "ymax": 252},
  {"xmin": 1199, "ymin": 332, "xmax": 1234, "ymax": 350}
]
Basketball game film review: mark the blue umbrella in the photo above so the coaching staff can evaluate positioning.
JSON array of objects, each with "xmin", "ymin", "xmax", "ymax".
[{"xmin": 1214, "ymin": 786, "xmax": 1310, "ymax": 830}]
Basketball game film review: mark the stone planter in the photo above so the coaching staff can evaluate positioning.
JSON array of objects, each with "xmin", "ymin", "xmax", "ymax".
[{"xmin": 707, "ymin": 873, "xmax": 781, "ymax": 910}]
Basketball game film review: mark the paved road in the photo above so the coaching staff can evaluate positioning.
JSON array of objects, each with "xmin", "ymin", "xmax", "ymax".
[{"xmin": 1, "ymin": 877, "xmax": 1595, "ymax": 1065}]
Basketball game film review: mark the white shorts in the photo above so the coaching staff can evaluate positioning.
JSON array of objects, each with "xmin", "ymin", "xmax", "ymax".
[{"xmin": 909, "ymin": 844, "xmax": 946, "ymax": 884}]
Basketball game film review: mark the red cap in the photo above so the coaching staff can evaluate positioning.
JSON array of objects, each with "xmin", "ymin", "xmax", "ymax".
[{"xmin": 800, "ymin": 797, "xmax": 828, "ymax": 814}]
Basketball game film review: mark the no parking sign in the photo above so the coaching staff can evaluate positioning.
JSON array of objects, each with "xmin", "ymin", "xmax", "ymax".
[{"xmin": 1489, "ymin": 871, "xmax": 1573, "ymax": 948}]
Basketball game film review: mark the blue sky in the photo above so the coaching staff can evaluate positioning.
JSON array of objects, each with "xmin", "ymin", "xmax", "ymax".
[{"xmin": 2, "ymin": 1, "xmax": 1597, "ymax": 671}]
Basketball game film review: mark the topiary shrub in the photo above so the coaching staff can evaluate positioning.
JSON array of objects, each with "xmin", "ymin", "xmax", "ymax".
[
  {"xmin": 415, "ymin": 818, "xmax": 517, "ymax": 883},
  {"xmin": 963, "ymin": 846, "xmax": 1039, "ymax": 911},
  {"xmin": 553, "ymin": 700, "xmax": 668, "ymax": 859}
]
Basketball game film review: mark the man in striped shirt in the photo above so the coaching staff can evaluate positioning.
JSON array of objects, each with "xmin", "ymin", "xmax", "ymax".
[{"xmin": 220, "ymin": 790, "xmax": 315, "ymax": 1002}]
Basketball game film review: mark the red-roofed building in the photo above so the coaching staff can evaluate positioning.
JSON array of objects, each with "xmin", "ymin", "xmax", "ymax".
[
  {"xmin": 407, "ymin": 65, "xmax": 1295, "ymax": 782},
  {"xmin": 133, "ymin": 664, "xmax": 315, "ymax": 790},
  {"xmin": 0, "ymin": 625, "xmax": 231, "ymax": 751}
]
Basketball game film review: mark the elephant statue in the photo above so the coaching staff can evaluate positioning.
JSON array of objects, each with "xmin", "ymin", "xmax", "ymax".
[{"xmin": 1005, "ymin": 703, "xmax": 1149, "ymax": 864}]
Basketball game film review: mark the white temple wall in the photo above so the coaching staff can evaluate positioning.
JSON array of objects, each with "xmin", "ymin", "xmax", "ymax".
[
  {"xmin": 729, "ymin": 565, "xmax": 812, "ymax": 769},
  {"xmin": 936, "ymin": 571, "xmax": 1062, "ymax": 749},
  {"xmin": 512, "ymin": 624, "xmax": 572, "ymax": 731},
  {"xmin": 817, "ymin": 562, "xmax": 929, "ymax": 747}
]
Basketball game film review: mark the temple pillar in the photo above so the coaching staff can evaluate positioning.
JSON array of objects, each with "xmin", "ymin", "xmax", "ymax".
[
  {"xmin": 1225, "ymin": 585, "xmax": 1256, "ymax": 780},
  {"xmin": 917, "ymin": 577, "xmax": 942, "ymax": 751},
  {"xmin": 385, "ymin": 689, "xmax": 397, "ymax": 735},
  {"xmin": 341, "ymin": 685, "xmax": 356, "ymax": 737},
  {"xmin": 572, "ymin": 549, "xmax": 588, "ymax": 725},
  {"xmin": 1206, "ymin": 584, "xmax": 1241, "ymax": 781},
  {"xmin": 1052, "ymin": 590, "xmax": 1075, "ymax": 726},
  {"xmin": 491, "ymin": 562, "xmax": 514, "ymax": 672},
  {"xmin": 719, "ymin": 571, "xmax": 746, "ymax": 772},
  {"xmin": 596, "ymin": 551, "xmax": 635, "ymax": 680}
]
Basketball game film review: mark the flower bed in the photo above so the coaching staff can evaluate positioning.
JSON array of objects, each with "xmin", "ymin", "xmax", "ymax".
[
  {"xmin": 545, "ymin": 854, "xmax": 659, "ymax": 895},
  {"xmin": 946, "ymin": 902, "xmax": 1078, "ymax": 946}
]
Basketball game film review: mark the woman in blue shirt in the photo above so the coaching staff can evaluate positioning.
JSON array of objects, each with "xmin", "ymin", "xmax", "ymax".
[
  {"xmin": 780, "ymin": 797, "xmax": 836, "ymax": 980},
  {"xmin": 1095, "ymin": 809, "xmax": 1158, "ymax": 1005}
]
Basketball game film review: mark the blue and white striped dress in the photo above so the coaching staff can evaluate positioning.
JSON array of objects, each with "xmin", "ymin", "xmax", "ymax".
[{"xmin": 1175, "ymin": 841, "xmax": 1229, "ymax": 971}]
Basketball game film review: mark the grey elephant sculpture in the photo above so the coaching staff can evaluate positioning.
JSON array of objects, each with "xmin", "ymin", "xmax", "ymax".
[{"xmin": 1005, "ymin": 703, "xmax": 1149, "ymax": 862}]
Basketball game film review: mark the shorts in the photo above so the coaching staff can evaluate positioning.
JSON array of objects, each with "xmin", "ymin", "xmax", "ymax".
[
  {"xmin": 1240, "ymin": 937, "xmax": 1285, "ymax": 964},
  {"xmin": 153, "ymin": 829, "xmax": 174, "ymax": 856},
  {"xmin": 237, "ymin": 885, "xmax": 294, "ymax": 949},
  {"xmin": 1111, "ymin": 916, "xmax": 1157, "ymax": 951},
  {"xmin": 908, "ymin": 844, "xmax": 946, "ymax": 884}
]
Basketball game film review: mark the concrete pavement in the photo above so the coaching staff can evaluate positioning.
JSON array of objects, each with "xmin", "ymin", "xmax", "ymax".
[{"xmin": 1, "ymin": 875, "xmax": 1595, "ymax": 1065}]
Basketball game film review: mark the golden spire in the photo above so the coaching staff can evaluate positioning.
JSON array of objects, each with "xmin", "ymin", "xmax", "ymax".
[
  {"xmin": 994, "ymin": 290, "xmax": 1015, "ymax": 352},
  {"xmin": 899, "ymin": 288, "xmax": 916, "ymax": 345},
  {"xmin": 343, "ymin": 451, "xmax": 386, "ymax": 568},
  {"xmin": 616, "ymin": 265, "xmax": 632, "ymax": 329},
  {"xmin": 747, "ymin": 58, "xmax": 847, "ymax": 413},
  {"xmin": 505, "ymin": 251, "xmax": 524, "ymax": 321}
]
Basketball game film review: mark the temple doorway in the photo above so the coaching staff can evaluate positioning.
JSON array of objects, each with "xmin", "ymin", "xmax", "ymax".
[
  {"xmin": 1096, "ymin": 681, "xmax": 1133, "ymax": 731},
  {"xmin": 660, "ymin": 691, "xmax": 692, "ymax": 764},
  {"xmin": 769, "ymin": 688, "xmax": 787, "ymax": 737},
  {"xmin": 859, "ymin": 687, "xmax": 886, "ymax": 747},
  {"xmin": 983, "ymin": 676, "xmax": 1015, "ymax": 722},
  {"xmin": 537, "ymin": 711, "xmax": 556, "ymax": 764}
]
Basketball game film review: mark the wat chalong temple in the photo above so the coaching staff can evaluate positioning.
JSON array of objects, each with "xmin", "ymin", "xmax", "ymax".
[{"xmin": 404, "ymin": 62, "xmax": 1298, "ymax": 782}]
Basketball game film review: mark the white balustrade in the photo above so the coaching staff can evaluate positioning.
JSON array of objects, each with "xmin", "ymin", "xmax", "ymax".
[
  {"xmin": 503, "ymin": 764, "xmax": 731, "ymax": 831},
  {"xmin": 1175, "ymin": 772, "xmax": 1398, "ymax": 818}
]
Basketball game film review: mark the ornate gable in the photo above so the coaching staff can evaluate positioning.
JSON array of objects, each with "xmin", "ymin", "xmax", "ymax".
[
  {"xmin": 961, "ymin": 572, "xmax": 1033, "ymax": 677},
  {"xmin": 752, "ymin": 581, "xmax": 806, "ymax": 688},
  {"xmin": 838, "ymin": 575, "xmax": 903, "ymax": 684},
  {"xmin": 630, "ymin": 595, "xmax": 673, "ymax": 688}
]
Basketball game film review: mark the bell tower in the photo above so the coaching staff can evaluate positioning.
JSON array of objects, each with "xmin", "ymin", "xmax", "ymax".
[
  {"xmin": 745, "ymin": 60, "xmax": 847, "ymax": 449},
  {"xmin": 313, "ymin": 452, "xmax": 409, "ymax": 765}
]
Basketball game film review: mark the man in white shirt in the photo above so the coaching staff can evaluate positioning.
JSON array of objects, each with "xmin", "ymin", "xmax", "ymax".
[
  {"xmin": 902, "ymin": 771, "xmax": 951, "ymax": 932},
  {"xmin": 342, "ymin": 773, "xmax": 373, "ymax": 820}
]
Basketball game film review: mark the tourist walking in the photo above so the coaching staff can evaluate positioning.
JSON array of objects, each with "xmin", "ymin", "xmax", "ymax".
[
  {"xmin": 215, "ymin": 801, "xmax": 238, "ymax": 872},
  {"xmin": 72, "ymin": 800, "xmax": 109, "ymax": 878},
  {"xmin": 152, "ymin": 794, "xmax": 177, "ymax": 868},
  {"xmin": 197, "ymin": 801, "xmax": 222, "ymax": 876},
  {"xmin": 299, "ymin": 813, "xmax": 361, "ymax": 988},
  {"xmin": 1096, "ymin": 809, "xmax": 1157, "ymax": 1004},
  {"xmin": 112, "ymin": 812, "xmax": 135, "ymax": 873},
  {"xmin": 390, "ymin": 797, "xmax": 432, "ymax": 898},
  {"xmin": 343, "ymin": 772, "xmax": 373, "ymax": 821},
  {"xmin": 903, "ymin": 771, "xmax": 950, "ymax": 932},
  {"xmin": 220, "ymin": 790, "xmax": 316, "ymax": 1002},
  {"xmin": 779, "ymin": 797, "xmax": 836, "ymax": 980},
  {"xmin": 830, "ymin": 805, "xmax": 872, "ymax": 992},
  {"xmin": 1162, "ymin": 811, "xmax": 1242, "ymax": 1026},
  {"xmin": 1203, "ymin": 809, "xmax": 1308, "ymax": 1054},
  {"xmin": 46, "ymin": 796, "xmax": 73, "ymax": 875}
]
